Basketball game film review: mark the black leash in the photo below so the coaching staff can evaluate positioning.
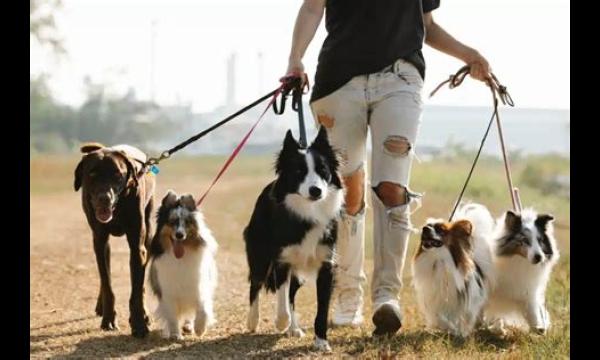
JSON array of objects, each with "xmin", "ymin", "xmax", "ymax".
[
  {"xmin": 272, "ymin": 74, "xmax": 309, "ymax": 148},
  {"xmin": 430, "ymin": 65, "xmax": 515, "ymax": 221},
  {"xmin": 145, "ymin": 88, "xmax": 279, "ymax": 167},
  {"xmin": 144, "ymin": 74, "xmax": 309, "ymax": 169}
]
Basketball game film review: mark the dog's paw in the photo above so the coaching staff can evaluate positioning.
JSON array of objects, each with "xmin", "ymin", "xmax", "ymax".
[
  {"xmin": 275, "ymin": 314, "xmax": 291, "ymax": 332},
  {"xmin": 130, "ymin": 317, "xmax": 150, "ymax": 338},
  {"xmin": 247, "ymin": 314, "xmax": 259, "ymax": 333},
  {"xmin": 287, "ymin": 327, "xmax": 305, "ymax": 338},
  {"xmin": 170, "ymin": 333, "xmax": 184, "ymax": 341},
  {"xmin": 313, "ymin": 338, "xmax": 332, "ymax": 352},
  {"xmin": 182, "ymin": 320, "xmax": 194, "ymax": 335},
  {"xmin": 194, "ymin": 324, "xmax": 207, "ymax": 338},
  {"xmin": 100, "ymin": 318, "xmax": 119, "ymax": 331}
]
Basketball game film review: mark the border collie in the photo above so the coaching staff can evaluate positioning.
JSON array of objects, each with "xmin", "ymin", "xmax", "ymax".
[
  {"xmin": 244, "ymin": 127, "xmax": 343, "ymax": 352},
  {"xmin": 485, "ymin": 209, "xmax": 559, "ymax": 334},
  {"xmin": 412, "ymin": 203, "xmax": 495, "ymax": 337},
  {"xmin": 149, "ymin": 190, "xmax": 218, "ymax": 339}
]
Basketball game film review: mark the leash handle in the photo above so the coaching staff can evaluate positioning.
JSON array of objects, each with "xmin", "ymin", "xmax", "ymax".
[
  {"xmin": 272, "ymin": 72, "xmax": 310, "ymax": 148},
  {"xmin": 430, "ymin": 66, "xmax": 519, "ymax": 219}
]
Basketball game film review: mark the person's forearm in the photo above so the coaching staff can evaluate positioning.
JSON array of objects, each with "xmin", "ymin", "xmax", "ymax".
[
  {"xmin": 424, "ymin": 18, "xmax": 477, "ymax": 63},
  {"xmin": 288, "ymin": 1, "xmax": 324, "ymax": 63}
]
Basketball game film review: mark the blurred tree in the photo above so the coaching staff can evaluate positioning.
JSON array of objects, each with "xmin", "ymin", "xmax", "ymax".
[
  {"xmin": 30, "ymin": 75, "xmax": 77, "ymax": 153},
  {"xmin": 30, "ymin": 0, "xmax": 65, "ymax": 55}
]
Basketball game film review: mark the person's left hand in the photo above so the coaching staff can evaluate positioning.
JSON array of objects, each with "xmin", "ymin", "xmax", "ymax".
[{"xmin": 464, "ymin": 49, "xmax": 491, "ymax": 82}]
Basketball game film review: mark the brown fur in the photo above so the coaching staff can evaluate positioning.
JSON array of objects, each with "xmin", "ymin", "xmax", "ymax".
[
  {"xmin": 74, "ymin": 144, "xmax": 155, "ymax": 338},
  {"xmin": 158, "ymin": 223, "xmax": 203, "ymax": 254},
  {"xmin": 80, "ymin": 142, "xmax": 105, "ymax": 153},
  {"xmin": 416, "ymin": 220, "xmax": 475, "ymax": 276}
]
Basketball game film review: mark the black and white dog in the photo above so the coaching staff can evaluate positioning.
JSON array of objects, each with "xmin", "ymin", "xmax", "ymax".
[{"xmin": 244, "ymin": 127, "xmax": 343, "ymax": 352}]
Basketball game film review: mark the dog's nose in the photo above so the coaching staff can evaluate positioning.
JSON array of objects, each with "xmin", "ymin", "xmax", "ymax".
[
  {"xmin": 532, "ymin": 254, "xmax": 542, "ymax": 264},
  {"xmin": 422, "ymin": 226, "xmax": 433, "ymax": 237},
  {"xmin": 98, "ymin": 193, "xmax": 111, "ymax": 205},
  {"xmin": 309, "ymin": 186, "xmax": 322, "ymax": 199},
  {"xmin": 175, "ymin": 231, "xmax": 185, "ymax": 240}
]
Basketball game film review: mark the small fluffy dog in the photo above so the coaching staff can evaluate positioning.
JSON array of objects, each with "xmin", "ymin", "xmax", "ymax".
[
  {"xmin": 244, "ymin": 127, "xmax": 343, "ymax": 352},
  {"xmin": 484, "ymin": 209, "xmax": 559, "ymax": 334},
  {"xmin": 412, "ymin": 203, "xmax": 495, "ymax": 337},
  {"xmin": 149, "ymin": 190, "xmax": 218, "ymax": 339}
]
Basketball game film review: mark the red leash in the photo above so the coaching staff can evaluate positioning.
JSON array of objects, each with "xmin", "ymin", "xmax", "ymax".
[{"xmin": 196, "ymin": 74, "xmax": 306, "ymax": 206}]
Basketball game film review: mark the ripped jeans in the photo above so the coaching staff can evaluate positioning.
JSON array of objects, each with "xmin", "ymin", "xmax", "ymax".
[{"xmin": 310, "ymin": 58, "xmax": 423, "ymax": 305}]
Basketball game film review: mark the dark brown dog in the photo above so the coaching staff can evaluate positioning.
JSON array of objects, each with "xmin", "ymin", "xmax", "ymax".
[{"xmin": 74, "ymin": 143, "xmax": 155, "ymax": 338}]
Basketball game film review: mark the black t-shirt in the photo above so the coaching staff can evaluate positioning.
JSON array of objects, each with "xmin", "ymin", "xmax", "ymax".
[{"xmin": 311, "ymin": 0, "xmax": 441, "ymax": 103}]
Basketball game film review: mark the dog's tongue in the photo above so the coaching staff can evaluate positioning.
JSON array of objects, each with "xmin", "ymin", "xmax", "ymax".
[
  {"xmin": 95, "ymin": 208, "xmax": 113, "ymax": 223},
  {"xmin": 173, "ymin": 242, "xmax": 185, "ymax": 259}
]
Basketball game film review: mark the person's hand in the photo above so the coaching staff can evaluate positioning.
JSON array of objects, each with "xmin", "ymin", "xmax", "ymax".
[
  {"xmin": 463, "ymin": 49, "xmax": 491, "ymax": 82},
  {"xmin": 285, "ymin": 58, "xmax": 307, "ymax": 87}
]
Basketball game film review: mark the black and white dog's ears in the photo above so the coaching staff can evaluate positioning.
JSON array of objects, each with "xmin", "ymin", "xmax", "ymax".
[
  {"xmin": 504, "ymin": 210, "xmax": 522, "ymax": 231},
  {"xmin": 310, "ymin": 127, "xmax": 341, "ymax": 172},
  {"xmin": 309, "ymin": 126, "xmax": 329, "ymax": 151},
  {"xmin": 535, "ymin": 213, "xmax": 555, "ymax": 230},
  {"xmin": 283, "ymin": 130, "xmax": 299, "ymax": 151}
]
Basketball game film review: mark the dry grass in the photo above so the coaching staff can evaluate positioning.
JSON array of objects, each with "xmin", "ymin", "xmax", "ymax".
[{"xmin": 30, "ymin": 154, "xmax": 569, "ymax": 359}]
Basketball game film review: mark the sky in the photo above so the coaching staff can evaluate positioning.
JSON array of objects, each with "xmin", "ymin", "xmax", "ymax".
[{"xmin": 30, "ymin": 0, "xmax": 570, "ymax": 112}]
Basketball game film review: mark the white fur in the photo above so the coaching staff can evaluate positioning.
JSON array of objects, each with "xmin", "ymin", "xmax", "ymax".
[
  {"xmin": 151, "ymin": 211, "xmax": 218, "ymax": 339},
  {"xmin": 412, "ymin": 203, "xmax": 495, "ymax": 337},
  {"xmin": 485, "ymin": 208, "xmax": 559, "ymax": 334},
  {"xmin": 297, "ymin": 152, "xmax": 329, "ymax": 200}
]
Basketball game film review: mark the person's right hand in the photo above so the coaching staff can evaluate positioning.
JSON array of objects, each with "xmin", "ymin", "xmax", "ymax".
[{"xmin": 285, "ymin": 58, "xmax": 307, "ymax": 87}]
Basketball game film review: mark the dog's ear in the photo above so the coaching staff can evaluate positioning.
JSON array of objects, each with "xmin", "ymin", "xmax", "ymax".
[
  {"xmin": 74, "ymin": 158, "xmax": 85, "ymax": 191},
  {"xmin": 276, "ymin": 130, "xmax": 299, "ymax": 174},
  {"xmin": 283, "ymin": 129, "xmax": 298, "ymax": 152},
  {"xmin": 309, "ymin": 127, "xmax": 342, "ymax": 182},
  {"xmin": 504, "ymin": 210, "xmax": 522, "ymax": 232},
  {"xmin": 451, "ymin": 220, "xmax": 473, "ymax": 238},
  {"xmin": 114, "ymin": 151, "xmax": 139, "ymax": 189},
  {"xmin": 180, "ymin": 194, "xmax": 197, "ymax": 211},
  {"xmin": 310, "ymin": 126, "xmax": 329, "ymax": 149},
  {"xmin": 80, "ymin": 142, "xmax": 105, "ymax": 154},
  {"xmin": 162, "ymin": 189, "xmax": 178, "ymax": 207},
  {"xmin": 535, "ymin": 214, "xmax": 555, "ymax": 230}
]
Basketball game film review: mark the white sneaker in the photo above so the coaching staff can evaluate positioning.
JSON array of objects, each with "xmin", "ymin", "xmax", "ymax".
[
  {"xmin": 372, "ymin": 298, "xmax": 402, "ymax": 336},
  {"xmin": 331, "ymin": 288, "xmax": 364, "ymax": 327}
]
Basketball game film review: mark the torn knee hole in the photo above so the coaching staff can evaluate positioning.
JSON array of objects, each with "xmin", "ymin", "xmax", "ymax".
[
  {"xmin": 343, "ymin": 167, "xmax": 365, "ymax": 215},
  {"xmin": 317, "ymin": 113, "xmax": 335, "ymax": 129},
  {"xmin": 375, "ymin": 182, "xmax": 408, "ymax": 207},
  {"xmin": 383, "ymin": 136, "xmax": 411, "ymax": 156}
]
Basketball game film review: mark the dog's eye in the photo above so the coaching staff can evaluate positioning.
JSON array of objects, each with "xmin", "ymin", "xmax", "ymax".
[{"xmin": 433, "ymin": 224, "xmax": 446, "ymax": 234}]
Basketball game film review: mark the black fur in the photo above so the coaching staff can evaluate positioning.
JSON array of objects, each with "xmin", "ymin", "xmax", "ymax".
[
  {"xmin": 535, "ymin": 214, "xmax": 555, "ymax": 257},
  {"xmin": 244, "ymin": 127, "xmax": 341, "ymax": 342}
]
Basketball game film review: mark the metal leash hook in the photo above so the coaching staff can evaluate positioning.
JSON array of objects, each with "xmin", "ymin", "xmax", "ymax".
[{"xmin": 144, "ymin": 150, "xmax": 170, "ymax": 175}]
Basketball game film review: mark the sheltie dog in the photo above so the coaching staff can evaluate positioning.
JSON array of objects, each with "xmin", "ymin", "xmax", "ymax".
[{"xmin": 149, "ymin": 190, "xmax": 217, "ymax": 339}]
